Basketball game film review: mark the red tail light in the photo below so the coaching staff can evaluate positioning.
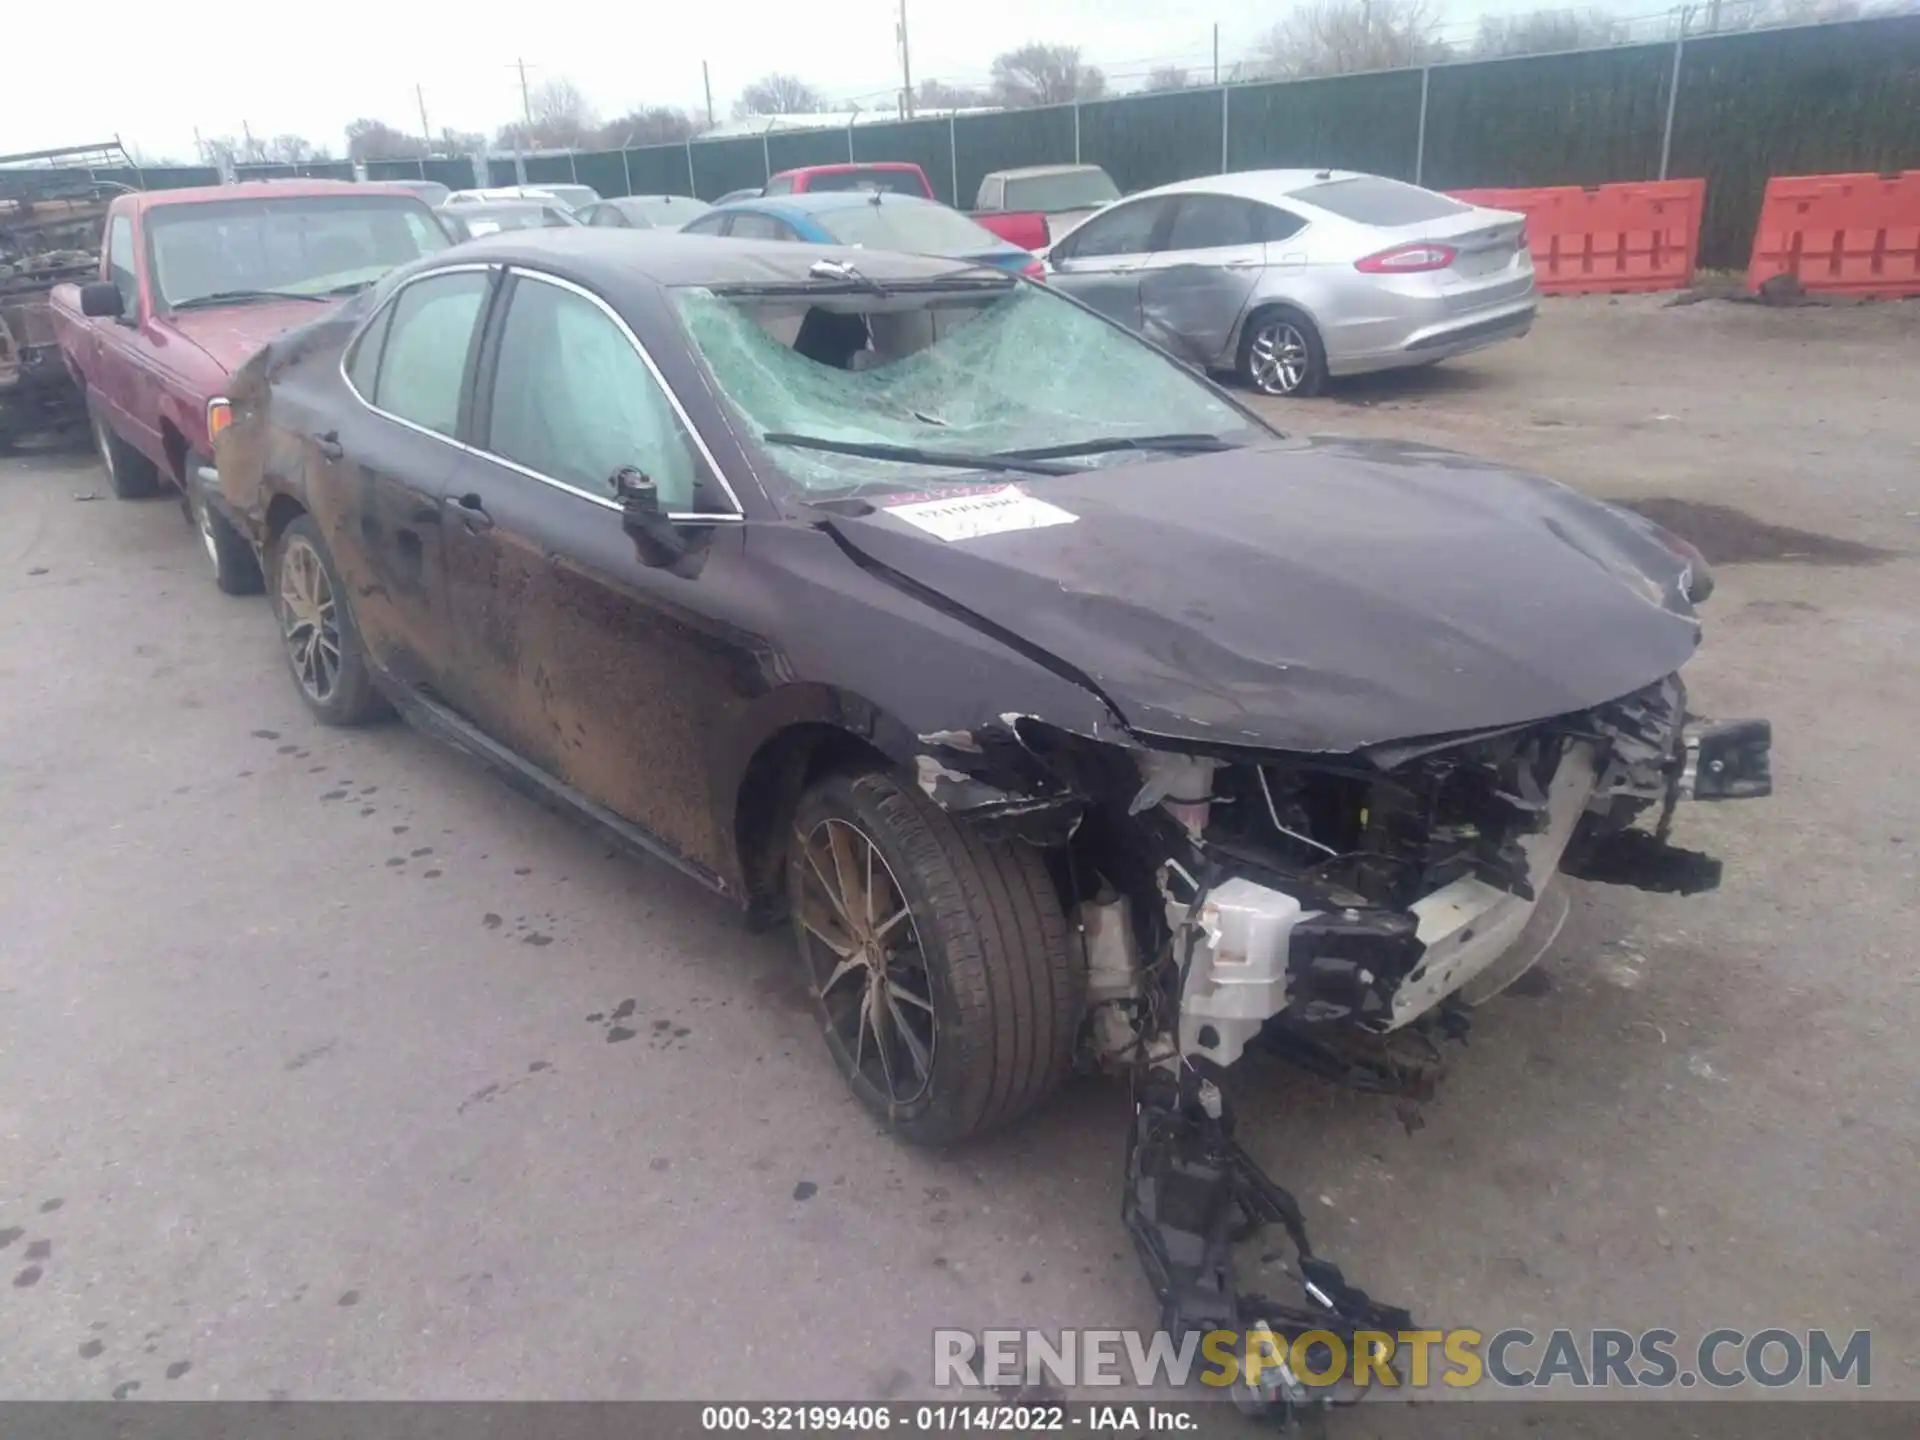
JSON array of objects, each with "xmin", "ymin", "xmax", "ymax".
[
  {"xmin": 1355, "ymin": 242, "xmax": 1457, "ymax": 274},
  {"xmin": 1022, "ymin": 258, "xmax": 1046, "ymax": 281}
]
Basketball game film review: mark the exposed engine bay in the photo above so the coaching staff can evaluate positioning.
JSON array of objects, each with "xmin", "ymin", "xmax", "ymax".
[{"xmin": 915, "ymin": 674, "xmax": 1771, "ymax": 1419}]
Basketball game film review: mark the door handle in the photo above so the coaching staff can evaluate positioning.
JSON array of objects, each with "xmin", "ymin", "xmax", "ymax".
[
  {"xmin": 451, "ymin": 491, "xmax": 493, "ymax": 531},
  {"xmin": 314, "ymin": 430, "xmax": 344, "ymax": 461}
]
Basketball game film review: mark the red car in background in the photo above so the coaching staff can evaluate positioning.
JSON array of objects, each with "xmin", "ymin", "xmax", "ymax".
[
  {"xmin": 50, "ymin": 180, "xmax": 449, "ymax": 591},
  {"xmin": 762, "ymin": 162, "xmax": 936, "ymax": 199},
  {"xmin": 754, "ymin": 160, "xmax": 1122, "ymax": 252}
]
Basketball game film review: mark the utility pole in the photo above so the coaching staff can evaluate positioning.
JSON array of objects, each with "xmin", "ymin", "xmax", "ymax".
[
  {"xmin": 1213, "ymin": 23, "xmax": 1220, "ymax": 84},
  {"xmin": 241, "ymin": 118, "xmax": 256, "ymax": 164},
  {"xmin": 416, "ymin": 84, "xmax": 432, "ymax": 153},
  {"xmin": 517, "ymin": 58, "xmax": 534, "ymax": 127},
  {"xmin": 1706, "ymin": 0, "xmax": 1722, "ymax": 30},
  {"xmin": 898, "ymin": 0, "xmax": 914, "ymax": 118},
  {"xmin": 702, "ymin": 61, "xmax": 716, "ymax": 128}
]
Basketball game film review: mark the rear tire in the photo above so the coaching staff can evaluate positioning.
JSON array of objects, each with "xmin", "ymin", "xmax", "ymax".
[
  {"xmin": 786, "ymin": 768, "xmax": 1081, "ymax": 1147},
  {"xmin": 1238, "ymin": 306, "xmax": 1327, "ymax": 398},
  {"xmin": 92, "ymin": 412, "xmax": 160, "ymax": 499},
  {"xmin": 273, "ymin": 515, "xmax": 387, "ymax": 726}
]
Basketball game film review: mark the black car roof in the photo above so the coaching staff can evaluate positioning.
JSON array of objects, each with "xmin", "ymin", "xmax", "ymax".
[{"xmin": 436, "ymin": 227, "xmax": 1001, "ymax": 293}]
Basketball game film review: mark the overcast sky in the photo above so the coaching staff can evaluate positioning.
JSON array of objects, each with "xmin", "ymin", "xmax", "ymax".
[{"xmin": 8, "ymin": 0, "xmax": 1668, "ymax": 163}]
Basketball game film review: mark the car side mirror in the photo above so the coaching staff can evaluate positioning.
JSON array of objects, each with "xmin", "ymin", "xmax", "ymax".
[
  {"xmin": 614, "ymin": 466, "xmax": 689, "ymax": 569},
  {"xmin": 80, "ymin": 281, "xmax": 125, "ymax": 319}
]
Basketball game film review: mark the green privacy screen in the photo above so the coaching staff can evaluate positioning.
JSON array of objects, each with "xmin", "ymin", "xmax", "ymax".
[
  {"xmin": 1228, "ymin": 69, "xmax": 1425, "ymax": 180},
  {"xmin": 1670, "ymin": 15, "xmax": 1920, "ymax": 266}
]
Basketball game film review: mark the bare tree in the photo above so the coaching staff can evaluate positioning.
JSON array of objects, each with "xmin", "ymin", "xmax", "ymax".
[
  {"xmin": 916, "ymin": 77, "xmax": 990, "ymax": 109},
  {"xmin": 1144, "ymin": 65, "xmax": 1192, "ymax": 91},
  {"xmin": 989, "ymin": 43, "xmax": 1108, "ymax": 106},
  {"xmin": 437, "ymin": 128, "xmax": 487, "ymax": 156},
  {"xmin": 1258, "ymin": 0, "xmax": 1451, "ymax": 78},
  {"xmin": 599, "ymin": 106, "xmax": 696, "ymax": 148},
  {"xmin": 123, "ymin": 141, "xmax": 183, "ymax": 167},
  {"xmin": 525, "ymin": 77, "xmax": 599, "ymax": 148},
  {"xmin": 1473, "ymin": 7, "xmax": 1626, "ymax": 54},
  {"xmin": 734, "ymin": 73, "xmax": 829, "ymax": 116},
  {"xmin": 198, "ymin": 133, "xmax": 272, "ymax": 168},
  {"xmin": 263, "ymin": 134, "xmax": 332, "ymax": 164},
  {"xmin": 345, "ymin": 118, "xmax": 427, "ymax": 161}
]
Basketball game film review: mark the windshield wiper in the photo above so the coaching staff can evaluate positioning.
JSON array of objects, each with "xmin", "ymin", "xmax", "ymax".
[
  {"xmin": 761, "ymin": 432, "xmax": 1073, "ymax": 477},
  {"xmin": 1001, "ymin": 432, "xmax": 1241, "ymax": 461},
  {"xmin": 170, "ymin": 289, "xmax": 328, "ymax": 311}
]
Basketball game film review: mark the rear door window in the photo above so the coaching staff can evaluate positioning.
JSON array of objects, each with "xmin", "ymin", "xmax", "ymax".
[
  {"xmin": 371, "ymin": 270, "xmax": 490, "ymax": 436},
  {"xmin": 1162, "ymin": 196, "xmax": 1264, "ymax": 252},
  {"xmin": 1056, "ymin": 198, "xmax": 1171, "ymax": 261},
  {"xmin": 345, "ymin": 302, "xmax": 395, "ymax": 398},
  {"xmin": 1257, "ymin": 205, "xmax": 1308, "ymax": 242},
  {"xmin": 1289, "ymin": 176, "xmax": 1467, "ymax": 226}
]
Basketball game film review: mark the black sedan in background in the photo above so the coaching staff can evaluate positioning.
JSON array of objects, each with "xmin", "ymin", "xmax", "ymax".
[{"xmin": 211, "ymin": 231, "xmax": 1763, "ymax": 1165}]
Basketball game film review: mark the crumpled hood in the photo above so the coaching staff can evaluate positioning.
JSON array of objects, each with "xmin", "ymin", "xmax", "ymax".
[
  {"xmin": 165, "ymin": 299, "xmax": 341, "ymax": 375},
  {"xmin": 826, "ymin": 436, "xmax": 1704, "ymax": 753}
]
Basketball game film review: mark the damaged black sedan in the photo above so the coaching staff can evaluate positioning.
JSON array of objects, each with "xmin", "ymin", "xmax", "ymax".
[{"xmin": 212, "ymin": 230, "xmax": 1769, "ymax": 1406}]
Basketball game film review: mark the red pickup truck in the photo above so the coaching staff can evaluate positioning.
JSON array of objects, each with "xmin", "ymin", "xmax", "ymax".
[
  {"xmin": 51, "ymin": 180, "xmax": 448, "ymax": 590},
  {"xmin": 969, "ymin": 164, "xmax": 1120, "ymax": 251}
]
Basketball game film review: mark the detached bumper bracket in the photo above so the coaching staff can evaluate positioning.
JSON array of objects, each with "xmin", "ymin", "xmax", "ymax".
[
  {"xmin": 1121, "ymin": 1071, "xmax": 1412, "ymax": 1419},
  {"xmin": 1681, "ymin": 718, "xmax": 1772, "ymax": 801}
]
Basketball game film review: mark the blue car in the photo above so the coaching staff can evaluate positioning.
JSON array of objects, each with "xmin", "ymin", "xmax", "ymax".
[{"xmin": 681, "ymin": 191, "xmax": 1040, "ymax": 276}]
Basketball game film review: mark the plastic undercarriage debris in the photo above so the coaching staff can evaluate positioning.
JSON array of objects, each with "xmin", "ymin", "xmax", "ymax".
[{"xmin": 1122, "ymin": 1063, "xmax": 1413, "ymax": 1420}]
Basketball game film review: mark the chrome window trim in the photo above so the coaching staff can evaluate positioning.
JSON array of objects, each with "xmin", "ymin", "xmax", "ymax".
[{"xmin": 337, "ymin": 261, "xmax": 746, "ymax": 525}]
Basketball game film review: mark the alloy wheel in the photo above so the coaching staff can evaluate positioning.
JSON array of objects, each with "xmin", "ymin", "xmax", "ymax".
[
  {"xmin": 793, "ymin": 816, "xmax": 937, "ymax": 1105},
  {"xmin": 278, "ymin": 536, "xmax": 342, "ymax": 704},
  {"xmin": 1249, "ymin": 320, "xmax": 1311, "ymax": 395}
]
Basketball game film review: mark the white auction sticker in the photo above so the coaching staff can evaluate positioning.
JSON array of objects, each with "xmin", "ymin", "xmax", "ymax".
[{"xmin": 881, "ymin": 485, "xmax": 1078, "ymax": 542}]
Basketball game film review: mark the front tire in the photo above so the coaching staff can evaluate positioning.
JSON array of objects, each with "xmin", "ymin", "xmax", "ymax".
[
  {"xmin": 1238, "ymin": 307, "xmax": 1327, "ymax": 398},
  {"xmin": 273, "ymin": 515, "xmax": 386, "ymax": 726},
  {"xmin": 786, "ymin": 768, "xmax": 1080, "ymax": 1147},
  {"xmin": 92, "ymin": 412, "xmax": 160, "ymax": 499},
  {"xmin": 191, "ymin": 472, "xmax": 264, "ymax": 596}
]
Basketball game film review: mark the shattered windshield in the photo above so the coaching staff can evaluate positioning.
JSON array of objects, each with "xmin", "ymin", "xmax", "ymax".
[
  {"xmin": 147, "ymin": 195, "xmax": 448, "ymax": 309},
  {"xmin": 673, "ymin": 282, "xmax": 1267, "ymax": 496}
]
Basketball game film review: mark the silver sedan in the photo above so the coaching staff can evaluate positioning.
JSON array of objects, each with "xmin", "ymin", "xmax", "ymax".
[{"xmin": 1042, "ymin": 169, "xmax": 1536, "ymax": 396}]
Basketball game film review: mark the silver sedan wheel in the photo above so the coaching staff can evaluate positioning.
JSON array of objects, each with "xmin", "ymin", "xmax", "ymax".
[
  {"xmin": 793, "ymin": 816, "xmax": 937, "ymax": 1106},
  {"xmin": 1249, "ymin": 319, "xmax": 1312, "ymax": 396},
  {"xmin": 278, "ymin": 535, "xmax": 341, "ymax": 704}
]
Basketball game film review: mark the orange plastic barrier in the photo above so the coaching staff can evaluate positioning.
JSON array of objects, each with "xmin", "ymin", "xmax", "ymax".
[
  {"xmin": 1747, "ymin": 171, "xmax": 1920, "ymax": 297},
  {"xmin": 1447, "ymin": 180, "xmax": 1705, "ymax": 295}
]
